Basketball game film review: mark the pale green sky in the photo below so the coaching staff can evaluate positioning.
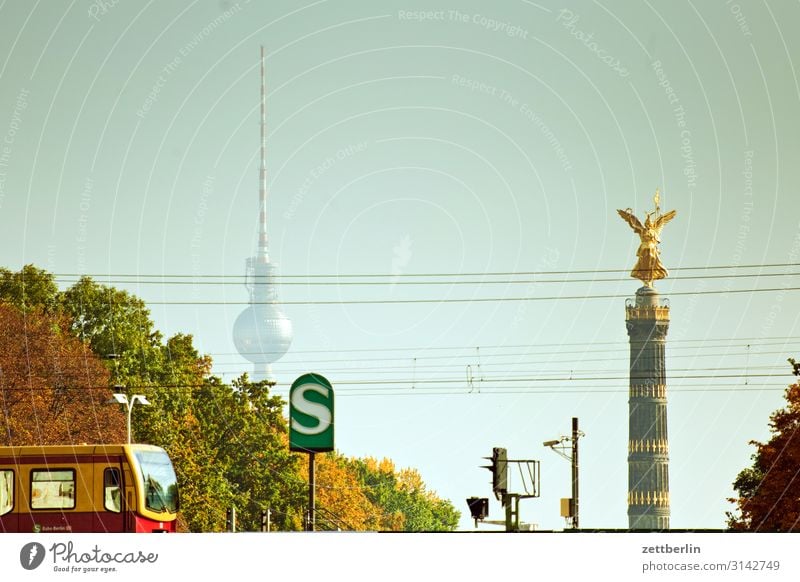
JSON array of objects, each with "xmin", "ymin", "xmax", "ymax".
[{"xmin": 1, "ymin": 0, "xmax": 799, "ymax": 532}]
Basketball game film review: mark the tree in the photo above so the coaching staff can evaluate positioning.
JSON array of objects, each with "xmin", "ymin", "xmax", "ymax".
[
  {"xmin": 350, "ymin": 457, "xmax": 460, "ymax": 531},
  {"xmin": 0, "ymin": 264, "xmax": 59, "ymax": 313},
  {"xmin": 0, "ymin": 303, "xmax": 126, "ymax": 445},
  {"xmin": 60, "ymin": 276, "xmax": 163, "ymax": 384},
  {"xmin": 396, "ymin": 466, "xmax": 461, "ymax": 531},
  {"xmin": 300, "ymin": 451, "xmax": 375, "ymax": 531},
  {"xmin": 183, "ymin": 375, "xmax": 305, "ymax": 532},
  {"xmin": 299, "ymin": 455, "xmax": 460, "ymax": 531},
  {"xmin": 727, "ymin": 359, "xmax": 800, "ymax": 531}
]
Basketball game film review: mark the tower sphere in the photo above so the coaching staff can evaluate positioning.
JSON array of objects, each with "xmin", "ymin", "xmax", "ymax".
[{"xmin": 233, "ymin": 302, "xmax": 293, "ymax": 366}]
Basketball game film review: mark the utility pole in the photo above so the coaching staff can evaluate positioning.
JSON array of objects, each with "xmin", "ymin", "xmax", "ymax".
[
  {"xmin": 544, "ymin": 417, "xmax": 584, "ymax": 529},
  {"xmin": 572, "ymin": 417, "xmax": 580, "ymax": 530}
]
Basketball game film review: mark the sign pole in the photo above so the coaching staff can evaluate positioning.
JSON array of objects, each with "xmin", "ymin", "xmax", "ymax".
[
  {"xmin": 289, "ymin": 372, "xmax": 334, "ymax": 533},
  {"xmin": 308, "ymin": 452, "xmax": 316, "ymax": 531}
]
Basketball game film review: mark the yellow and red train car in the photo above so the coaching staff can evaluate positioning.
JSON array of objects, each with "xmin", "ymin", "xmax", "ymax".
[{"xmin": 0, "ymin": 444, "xmax": 178, "ymax": 533}]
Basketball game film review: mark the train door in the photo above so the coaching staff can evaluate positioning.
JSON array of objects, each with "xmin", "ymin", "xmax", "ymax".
[
  {"xmin": 122, "ymin": 463, "xmax": 137, "ymax": 532},
  {"xmin": 93, "ymin": 462, "xmax": 125, "ymax": 532},
  {"xmin": 0, "ymin": 467, "xmax": 17, "ymax": 532}
]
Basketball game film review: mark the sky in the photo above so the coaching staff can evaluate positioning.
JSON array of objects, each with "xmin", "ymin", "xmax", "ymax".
[{"xmin": 1, "ymin": 0, "xmax": 800, "ymax": 533}]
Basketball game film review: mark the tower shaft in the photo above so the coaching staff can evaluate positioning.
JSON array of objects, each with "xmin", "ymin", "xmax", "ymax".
[{"xmin": 626, "ymin": 287, "xmax": 670, "ymax": 530}]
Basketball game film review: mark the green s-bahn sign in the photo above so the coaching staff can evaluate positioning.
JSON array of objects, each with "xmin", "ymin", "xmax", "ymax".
[{"xmin": 289, "ymin": 373, "xmax": 334, "ymax": 452}]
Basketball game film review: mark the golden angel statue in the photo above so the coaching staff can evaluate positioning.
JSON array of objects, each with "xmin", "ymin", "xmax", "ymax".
[{"xmin": 617, "ymin": 189, "xmax": 677, "ymax": 287}]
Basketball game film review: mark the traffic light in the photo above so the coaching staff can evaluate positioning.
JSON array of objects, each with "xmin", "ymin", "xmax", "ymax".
[
  {"xmin": 466, "ymin": 497, "xmax": 489, "ymax": 526},
  {"xmin": 482, "ymin": 447, "xmax": 508, "ymax": 501}
]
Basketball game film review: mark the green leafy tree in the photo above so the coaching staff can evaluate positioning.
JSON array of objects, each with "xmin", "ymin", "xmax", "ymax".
[
  {"xmin": 351, "ymin": 457, "xmax": 460, "ymax": 531},
  {"xmin": 0, "ymin": 264, "xmax": 59, "ymax": 313},
  {"xmin": 727, "ymin": 359, "xmax": 800, "ymax": 531},
  {"xmin": 60, "ymin": 276, "xmax": 163, "ymax": 385},
  {"xmin": 186, "ymin": 375, "xmax": 305, "ymax": 531}
]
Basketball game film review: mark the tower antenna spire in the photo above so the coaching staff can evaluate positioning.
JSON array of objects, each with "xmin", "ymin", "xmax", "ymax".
[
  {"xmin": 233, "ymin": 47, "xmax": 293, "ymax": 384},
  {"xmin": 258, "ymin": 44, "xmax": 269, "ymax": 262}
]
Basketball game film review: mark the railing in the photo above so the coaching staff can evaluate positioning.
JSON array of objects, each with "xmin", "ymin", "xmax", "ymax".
[{"xmin": 625, "ymin": 304, "xmax": 670, "ymax": 321}]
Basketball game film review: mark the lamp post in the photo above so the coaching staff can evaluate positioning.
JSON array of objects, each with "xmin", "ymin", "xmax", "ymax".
[
  {"xmin": 544, "ymin": 417, "xmax": 584, "ymax": 529},
  {"xmin": 111, "ymin": 392, "xmax": 150, "ymax": 444}
]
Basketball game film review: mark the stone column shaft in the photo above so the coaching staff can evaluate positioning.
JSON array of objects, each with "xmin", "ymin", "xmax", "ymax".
[{"xmin": 626, "ymin": 287, "xmax": 670, "ymax": 530}]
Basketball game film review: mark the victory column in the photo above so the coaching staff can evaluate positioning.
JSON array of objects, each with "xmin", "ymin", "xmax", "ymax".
[{"xmin": 618, "ymin": 190, "xmax": 676, "ymax": 530}]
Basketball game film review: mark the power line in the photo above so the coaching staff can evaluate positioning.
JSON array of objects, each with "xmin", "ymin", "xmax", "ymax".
[
  {"xmin": 245, "ymin": 372, "xmax": 795, "ymax": 386},
  {"xmin": 36, "ymin": 341, "xmax": 800, "ymax": 362},
  {"xmin": 214, "ymin": 339, "xmax": 800, "ymax": 359},
  {"xmin": 0, "ymin": 372, "xmax": 793, "ymax": 393},
  {"xmin": 46, "ymin": 271, "xmax": 800, "ymax": 287},
  {"xmin": 210, "ymin": 364, "xmax": 790, "ymax": 377},
  {"xmin": 12, "ymin": 337, "xmax": 797, "ymax": 363},
  {"xmin": 201, "ymin": 335, "xmax": 800, "ymax": 356},
  {"xmin": 320, "ymin": 385, "xmax": 792, "ymax": 397},
  {"xmin": 139, "ymin": 285, "xmax": 800, "ymax": 305},
  {"xmin": 212, "ymin": 351, "xmax": 797, "ymax": 373},
  {"xmin": 50, "ymin": 262, "xmax": 800, "ymax": 279}
]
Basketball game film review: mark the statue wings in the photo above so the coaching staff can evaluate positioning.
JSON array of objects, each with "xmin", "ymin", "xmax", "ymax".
[
  {"xmin": 617, "ymin": 208, "xmax": 676, "ymax": 235},
  {"xmin": 653, "ymin": 209, "xmax": 676, "ymax": 233},
  {"xmin": 617, "ymin": 208, "xmax": 644, "ymax": 234}
]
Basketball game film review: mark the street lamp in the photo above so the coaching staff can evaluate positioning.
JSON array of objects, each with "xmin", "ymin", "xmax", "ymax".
[
  {"xmin": 110, "ymin": 392, "xmax": 150, "ymax": 444},
  {"xmin": 543, "ymin": 417, "xmax": 584, "ymax": 529}
]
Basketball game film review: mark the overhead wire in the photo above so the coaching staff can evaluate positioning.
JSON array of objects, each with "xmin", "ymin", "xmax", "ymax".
[
  {"xmin": 0, "ymin": 377, "xmax": 792, "ymax": 394},
  {"xmin": 127, "ymin": 285, "xmax": 800, "ymax": 305},
  {"xmin": 45, "ymin": 270, "xmax": 800, "ymax": 286},
  {"xmin": 49, "ymin": 261, "xmax": 800, "ymax": 280}
]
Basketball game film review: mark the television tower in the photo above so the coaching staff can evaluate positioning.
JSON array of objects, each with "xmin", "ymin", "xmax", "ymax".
[{"xmin": 232, "ymin": 47, "xmax": 293, "ymax": 383}]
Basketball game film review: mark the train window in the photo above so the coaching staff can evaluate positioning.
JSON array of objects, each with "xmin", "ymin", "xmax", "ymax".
[
  {"xmin": 30, "ymin": 470, "xmax": 76, "ymax": 510},
  {"xmin": 104, "ymin": 468, "xmax": 121, "ymax": 513},
  {"xmin": 0, "ymin": 470, "xmax": 12, "ymax": 515},
  {"xmin": 134, "ymin": 450, "xmax": 179, "ymax": 513}
]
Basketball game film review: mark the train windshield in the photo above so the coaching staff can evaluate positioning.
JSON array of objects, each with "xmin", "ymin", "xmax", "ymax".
[{"xmin": 134, "ymin": 449, "xmax": 179, "ymax": 514}]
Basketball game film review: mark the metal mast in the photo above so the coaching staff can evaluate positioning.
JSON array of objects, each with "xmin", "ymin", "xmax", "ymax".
[{"xmin": 258, "ymin": 45, "xmax": 269, "ymax": 264}]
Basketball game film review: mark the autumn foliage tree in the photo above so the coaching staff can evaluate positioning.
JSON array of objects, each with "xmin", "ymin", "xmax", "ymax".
[
  {"xmin": 299, "ymin": 452, "xmax": 377, "ymax": 531},
  {"xmin": 306, "ymin": 455, "xmax": 460, "ymax": 531},
  {"xmin": 0, "ymin": 303, "xmax": 126, "ymax": 445},
  {"xmin": 727, "ymin": 359, "xmax": 800, "ymax": 531}
]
